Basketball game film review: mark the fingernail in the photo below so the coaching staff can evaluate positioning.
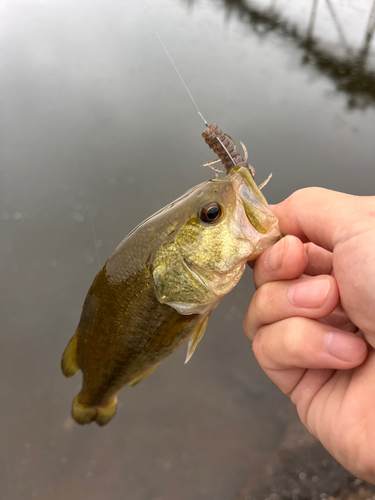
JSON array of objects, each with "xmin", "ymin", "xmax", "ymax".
[
  {"xmin": 265, "ymin": 238, "xmax": 286, "ymax": 272},
  {"xmin": 288, "ymin": 278, "xmax": 330, "ymax": 308},
  {"xmin": 325, "ymin": 331, "xmax": 367, "ymax": 361}
]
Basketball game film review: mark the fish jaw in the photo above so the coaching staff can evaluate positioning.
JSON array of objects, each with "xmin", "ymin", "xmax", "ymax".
[{"xmin": 229, "ymin": 166, "xmax": 282, "ymax": 260}]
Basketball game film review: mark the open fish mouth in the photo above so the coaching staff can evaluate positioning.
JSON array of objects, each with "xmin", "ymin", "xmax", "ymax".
[{"xmin": 229, "ymin": 166, "xmax": 282, "ymax": 259}]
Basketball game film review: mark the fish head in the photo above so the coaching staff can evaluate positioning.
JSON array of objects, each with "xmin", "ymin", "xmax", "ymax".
[{"xmin": 152, "ymin": 167, "xmax": 282, "ymax": 315}]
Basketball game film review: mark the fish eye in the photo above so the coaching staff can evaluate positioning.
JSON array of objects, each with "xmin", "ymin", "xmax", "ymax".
[{"xmin": 200, "ymin": 202, "xmax": 223, "ymax": 224}]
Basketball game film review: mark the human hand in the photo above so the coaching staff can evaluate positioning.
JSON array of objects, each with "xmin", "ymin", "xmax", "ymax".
[{"xmin": 244, "ymin": 188, "xmax": 375, "ymax": 482}]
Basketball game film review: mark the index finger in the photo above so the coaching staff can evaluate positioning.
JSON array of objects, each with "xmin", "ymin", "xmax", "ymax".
[{"xmin": 272, "ymin": 188, "xmax": 374, "ymax": 252}]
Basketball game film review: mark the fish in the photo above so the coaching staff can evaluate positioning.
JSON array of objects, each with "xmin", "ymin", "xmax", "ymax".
[{"xmin": 61, "ymin": 125, "xmax": 282, "ymax": 426}]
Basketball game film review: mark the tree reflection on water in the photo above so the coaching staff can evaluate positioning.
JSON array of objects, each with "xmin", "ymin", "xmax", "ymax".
[{"xmin": 184, "ymin": 0, "xmax": 375, "ymax": 109}]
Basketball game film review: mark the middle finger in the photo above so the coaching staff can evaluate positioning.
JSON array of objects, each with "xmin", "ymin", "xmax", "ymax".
[{"xmin": 244, "ymin": 275, "xmax": 340, "ymax": 341}]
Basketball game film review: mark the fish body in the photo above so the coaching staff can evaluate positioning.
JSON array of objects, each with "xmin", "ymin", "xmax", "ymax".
[{"xmin": 62, "ymin": 165, "xmax": 281, "ymax": 425}]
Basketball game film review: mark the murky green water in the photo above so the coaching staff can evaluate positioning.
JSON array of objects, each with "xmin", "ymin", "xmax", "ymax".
[{"xmin": 1, "ymin": 1, "xmax": 375, "ymax": 499}]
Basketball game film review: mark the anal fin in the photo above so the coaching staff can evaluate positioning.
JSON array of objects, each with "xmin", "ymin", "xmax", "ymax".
[
  {"xmin": 129, "ymin": 363, "xmax": 161, "ymax": 387},
  {"xmin": 185, "ymin": 313, "xmax": 211, "ymax": 364},
  {"xmin": 61, "ymin": 333, "xmax": 79, "ymax": 377}
]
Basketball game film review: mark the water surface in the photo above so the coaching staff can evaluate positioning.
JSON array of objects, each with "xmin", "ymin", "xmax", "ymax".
[{"xmin": 1, "ymin": 0, "xmax": 375, "ymax": 499}]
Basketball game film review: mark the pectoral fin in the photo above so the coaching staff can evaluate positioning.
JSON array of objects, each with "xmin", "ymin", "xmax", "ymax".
[
  {"xmin": 185, "ymin": 313, "xmax": 211, "ymax": 364},
  {"xmin": 129, "ymin": 363, "xmax": 161, "ymax": 387}
]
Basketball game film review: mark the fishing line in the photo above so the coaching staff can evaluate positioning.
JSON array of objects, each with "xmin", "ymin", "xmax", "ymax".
[
  {"xmin": 135, "ymin": 0, "xmax": 250, "ymax": 176},
  {"xmin": 215, "ymin": 136, "xmax": 237, "ymax": 167},
  {"xmin": 136, "ymin": 0, "xmax": 208, "ymax": 126}
]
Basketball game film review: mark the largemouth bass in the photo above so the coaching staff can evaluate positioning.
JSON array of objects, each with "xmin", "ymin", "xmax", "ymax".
[{"xmin": 62, "ymin": 125, "xmax": 282, "ymax": 426}]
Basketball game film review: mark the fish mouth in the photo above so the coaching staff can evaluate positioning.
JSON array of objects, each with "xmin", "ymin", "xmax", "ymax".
[{"xmin": 229, "ymin": 166, "xmax": 282, "ymax": 258}]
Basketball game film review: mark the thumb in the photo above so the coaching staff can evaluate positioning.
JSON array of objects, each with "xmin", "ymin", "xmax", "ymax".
[{"xmin": 272, "ymin": 187, "xmax": 375, "ymax": 252}]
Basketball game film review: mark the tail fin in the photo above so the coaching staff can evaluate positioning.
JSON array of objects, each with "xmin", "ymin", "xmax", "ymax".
[
  {"xmin": 72, "ymin": 395, "xmax": 118, "ymax": 426},
  {"xmin": 61, "ymin": 334, "xmax": 79, "ymax": 377}
]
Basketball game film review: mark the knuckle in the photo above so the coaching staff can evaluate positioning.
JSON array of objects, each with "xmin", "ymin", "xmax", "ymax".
[
  {"xmin": 252, "ymin": 282, "xmax": 277, "ymax": 315},
  {"xmin": 289, "ymin": 187, "xmax": 322, "ymax": 205},
  {"xmin": 253, "ymin": 317, "xmax": 312, "ymax": 372},
  {"xmin": 252, "ymin": 327, "xmax": 267, "ymax": 362},
  {"xmin": 242, "ymin": 310, "xmax": 253, "ymax": 340}
]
